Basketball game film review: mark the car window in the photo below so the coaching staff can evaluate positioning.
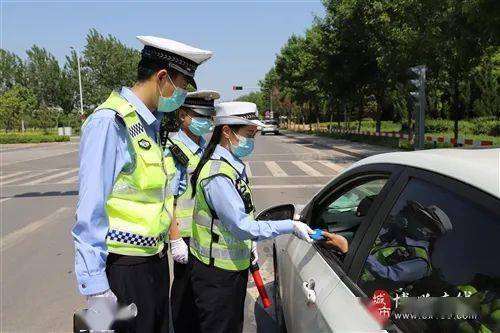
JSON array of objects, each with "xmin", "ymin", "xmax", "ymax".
[
  {"xmin": 311, "ymin": 177, "xmax": 388, "ymax": 256},
  {"xmin": 357, "ymin": 177, "xmax": 500, "ymax": 333}
]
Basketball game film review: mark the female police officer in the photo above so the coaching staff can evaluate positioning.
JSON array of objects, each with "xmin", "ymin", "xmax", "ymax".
[{"xmin": 187, "ymin": 101, "xmax": 313, "ymax": 333}]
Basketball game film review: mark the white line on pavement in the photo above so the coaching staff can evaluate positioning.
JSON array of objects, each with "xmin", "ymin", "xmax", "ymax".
[
  {"xmin": 318, "ymin": 160, "xmax": 345, "ymax": 173},
  {"xmin": 0, "ymin": 197, "xmax": 12, "ymax": 204},
  {"xmin": 1, "ymin": 149, "xmax": 78, "ymax": 166},
  {"xmin": 0, "ymin": 207, "xmax": 70, "ymax": 251},
  {"xmin": 264, "ymin": 161, "xmax": 287, "ymax": 177},
  {"xmin": 0, "ymin": 171, "xmax": 30, "ymax": 181},
  {"xmin": 244, "ymin": 162, "xmax": 252, "ymax": 177},
  {"xmin": 292, "ymin": 161, "xmax": 324, "ymax": 177},
  {"xmin": 252, "ymin": 184, "xmax": 325, "ymax": 189},
  {"xmin": 1, "ymin": 170, "xmax": 54, "ymax": 186},
  {"xmin": 24, "ymin": 168, "xmax": 78, "ymax": 185},
  {"xmin": 58, "ymin": 175, "xmax": 79, "ymax": 184}
]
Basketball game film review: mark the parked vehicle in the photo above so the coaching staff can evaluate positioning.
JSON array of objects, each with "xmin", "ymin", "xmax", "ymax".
[{"xmin": 257, "ymin": 148, "xmax": 500, "ymax": 333}]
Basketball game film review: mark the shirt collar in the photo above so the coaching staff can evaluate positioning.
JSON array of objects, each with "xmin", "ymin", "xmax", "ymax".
[
  {"xmin": 212, "ymin": 144, "xmax": 245, "ymax": 175},
  {"xmin": 120, "ymin": 87, "xmax": 158, "ymax": 126},
  {"xmin": 176, "ymin": 129, "xmax": 206, "ymax": 154}
]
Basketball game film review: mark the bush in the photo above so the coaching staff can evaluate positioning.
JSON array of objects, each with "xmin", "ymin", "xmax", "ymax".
[
  {"xmin": 0, "ymin": 133, "xmax": 70, "ymax": 144},
  {"xmin": 425, "ymin": 119, "xmax": 453, "ymax": 133},
  {"xmin": 489, "ymin": 122, "xmax": 500, "ymax": 136}
]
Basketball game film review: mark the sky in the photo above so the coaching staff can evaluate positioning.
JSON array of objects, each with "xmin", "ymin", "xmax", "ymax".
[{"xmin": 1, "ymin": 0, "xmax": 324, "ymax": 101}]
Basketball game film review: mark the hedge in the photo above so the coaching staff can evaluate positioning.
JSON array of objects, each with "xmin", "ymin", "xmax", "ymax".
[{"xmin": 0, "ymin": 133, "xmax": 70, "ymax": 144}]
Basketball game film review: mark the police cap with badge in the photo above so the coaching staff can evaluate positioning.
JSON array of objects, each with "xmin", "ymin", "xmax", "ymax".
[
  {"xmin": 214, "ymin": 102, "xmax": 264, "ymax": 127},
  {"xmin": 182, "ymin": 90, "xmax": 220, "ymax": 117},
  {"xmin": 137, "ymin": 35, "xmax": 212, "ymax": 89}
]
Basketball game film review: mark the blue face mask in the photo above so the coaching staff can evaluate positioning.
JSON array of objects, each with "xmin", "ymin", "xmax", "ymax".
[
  {"xmin": 188, "ymin": 116, "xmax": 213, "ymax": 136},
  {"xmin": 157, "ymin": 75, "xmax": 187, "ymax": 113},
  {"xmin": 230, "ymin": 132, "xmax": 255, "ymax": 158}
]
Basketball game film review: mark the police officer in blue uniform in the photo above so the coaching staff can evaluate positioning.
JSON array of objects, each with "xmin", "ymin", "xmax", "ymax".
[
  {"xmin": 72, "ymin": 35, "xmax": 212, "ymax": 332},
  {"xmin": 188, "ymin": 102, "xmax": 314, "ymax": 333},
  {"xmin": 166, "ymin": 90, "xmax": 220, "ymax": 333}
]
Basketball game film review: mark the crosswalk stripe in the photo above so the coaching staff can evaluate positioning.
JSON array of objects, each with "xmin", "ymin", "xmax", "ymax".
[
  {"xmin": 318, "ymin": 160, "xmax": 345, "ymax": 173},
  {"xmin": 24, "ymin": 168, "xmax": 79, "ymax": 185},
  {"xmin": 264, "ymin": 161, "xmax": 287, "ymax": 177},
  {"xmin": 0, "ymin": 171, "xmax": 30, "ymax": 181},
  {"xmin": 1, "ymin": 170, "xmax": 53, "ymax": 186},
  {"xmin": 291, "ymin": 161, "xmax": 323, "ymax": 177},
  {"xmin": 58, "ymin": 175, "xmax": 79, "ymax": 184},
  {"xmin": 244, "ymin": 162, "xmax": 252, "ymax": 177}
]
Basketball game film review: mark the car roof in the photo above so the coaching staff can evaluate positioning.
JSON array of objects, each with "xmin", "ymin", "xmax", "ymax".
[{"xmin": 346, "ymin": 148, "xmax": 500, "ymax": 199}]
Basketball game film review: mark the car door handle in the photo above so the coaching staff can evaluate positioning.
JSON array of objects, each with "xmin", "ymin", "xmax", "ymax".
[{"xmin": 302, "ymin": 279, "xmax": 317, "ymax": 306}]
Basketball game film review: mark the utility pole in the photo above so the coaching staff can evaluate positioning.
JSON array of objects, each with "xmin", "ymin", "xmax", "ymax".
[
  {"xmin": 408, "ymin": 65, "xmax": 426, "ymax": 150},
  {"xmin": 71, "ymin": 47, "xmax": 84, "ymax": 119}
]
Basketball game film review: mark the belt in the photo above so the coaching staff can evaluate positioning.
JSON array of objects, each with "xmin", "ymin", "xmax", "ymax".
[{"xmin": 107, "ymin": 245, "xmax": 168, "ymax": 266}]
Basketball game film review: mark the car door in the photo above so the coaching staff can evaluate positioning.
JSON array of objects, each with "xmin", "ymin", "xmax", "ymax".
[
  {"xmin": 275, "ymin": 164, "xmax": 405, "ymax": 332},
  {"xmin": 348, "ymin": 167, "xmax": 500, "ymax": 333}
]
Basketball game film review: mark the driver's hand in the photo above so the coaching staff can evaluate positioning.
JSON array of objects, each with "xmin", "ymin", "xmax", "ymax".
[{"xmin": 321, "ymin": 231, "xmax": 349, "ymax": 254}]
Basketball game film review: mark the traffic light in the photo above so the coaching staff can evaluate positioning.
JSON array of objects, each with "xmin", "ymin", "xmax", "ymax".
[
  {"xmin": 232, "ymin": 86, "xmax": 243, "ymax": 90},
  {"xmin": 407, "ymin": 65, "xmax": 426, "ymax": 150}
]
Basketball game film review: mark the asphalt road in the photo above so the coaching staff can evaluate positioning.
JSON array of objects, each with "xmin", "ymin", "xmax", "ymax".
[{"xmin": 0, "ymin": 133, "xmax": 360, "ymax": 332}]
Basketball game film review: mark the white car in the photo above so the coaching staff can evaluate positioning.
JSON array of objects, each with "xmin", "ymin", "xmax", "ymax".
[
  {"xmin": 261, "ymin": 119, "xmax": 280, "ymax": 135},
  {"xmin": 257, "ymin": 149, "xmax": 500, "ymax": 333}
]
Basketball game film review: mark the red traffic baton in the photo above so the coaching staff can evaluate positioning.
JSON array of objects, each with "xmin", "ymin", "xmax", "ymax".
[{"xmin": 250, "ymin": 253, "xmax": 272, "ymax": 308}]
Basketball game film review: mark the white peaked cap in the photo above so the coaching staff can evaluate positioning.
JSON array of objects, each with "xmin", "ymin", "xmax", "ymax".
[
  {"xmin": 137, "ymin": 36, "xmax": 212, "ymax": 88},
  {"xmin": 183, "ymin": 90, "xmax": 220, "ymax": 116},
  {"xmin": 214, "ymin": 102, "xmax": 264, "ymax": 127},
  {"xmin": 137, "ymin": 36, "xmax": 212, "ymax": 64}
]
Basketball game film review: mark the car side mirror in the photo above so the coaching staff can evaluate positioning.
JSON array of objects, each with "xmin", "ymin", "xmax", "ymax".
[{"xmin": 256, "ymin": 204, "xmax": 295, "ymax": 221}]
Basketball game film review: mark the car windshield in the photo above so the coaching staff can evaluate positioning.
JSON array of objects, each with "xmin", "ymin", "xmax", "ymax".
[{"xmin": 264, "ymin": 120, "xmax": 278, "ymax": 125}]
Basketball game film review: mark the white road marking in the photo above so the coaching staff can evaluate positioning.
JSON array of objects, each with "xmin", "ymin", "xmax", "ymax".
[
  {"xmin": 58, "ymin": 175, "xmax": 79, "ymax": 184},
  {"xmin": 1, "ymin": 170, "xmax": 54, "ymax": 186},
  {"xmin": 318, "ymin": 160, "xmax": 345, "ymax": 173},
  {"xmin": 1, "ymin": 148, "xmax": 78, "ymax": 166},
  {"xmin": 244, "ymin": 162, "xmax": 252, "ymax": 177},
  {"xmin": 291, "ymin": 161, "xmax": 323, "ymax": 177},
  {"xmin": 24, "ymin": 168, "xmax": 78, "ymax": 185},
  {"xmin": 252, "ymin": 184, "xmax": 324, "ymax": 189},
  {"xmin": 0, "ymin": 207, "xmax": 70, "ymax": 251},
  {"xmin": 0, "ymin": 171, "xmax": 30, "ymax": 181},
  {"xmin": 264, "ymin": 161, "xmax": 287, "ymax": 177},
  {"xmin": 0, "ymin": 197, "xmax": 12, "ymax": 204}
]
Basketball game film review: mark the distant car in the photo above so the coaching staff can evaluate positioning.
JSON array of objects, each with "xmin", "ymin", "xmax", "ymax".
[
  {"xmin": 261, "ymin": 119, "xmax": 280, "ymax": 135},
  {"xmin": 257, "ymin": 149, "xmax": 500, "ymax": 333}
]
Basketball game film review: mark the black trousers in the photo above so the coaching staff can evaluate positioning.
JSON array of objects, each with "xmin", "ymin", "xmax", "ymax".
[
  {"xmin": 170, "ymin": 238, "xmax": 197, "ymax": 333},
  {"xmin": 190, "ymin": 255, "xmax": 249, "ymax": 333},
  {"xmin": 106, "ymin": 251, "xmax": 170, "ymax": 333}
]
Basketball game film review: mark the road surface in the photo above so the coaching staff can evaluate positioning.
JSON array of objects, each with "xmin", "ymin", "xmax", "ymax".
[{"xmin": 0, "ymin": 133, "xmax": 360, "ymax": 332}]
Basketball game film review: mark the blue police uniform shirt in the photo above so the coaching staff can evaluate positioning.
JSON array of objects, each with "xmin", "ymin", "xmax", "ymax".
[
  {"xmin": 72, "ymin": 87, "xmax": 163, "ymax": 295},
  {"xmin": 166, "ymin": 129, "xmax": 206, "ymax": 197},
  {"xmin": 201, "ymin": 144, "xmax": 294, "ymax": 241},
  {"xmin": 365, "ymin": 236, "xmax": 430, "ymax": 282}
]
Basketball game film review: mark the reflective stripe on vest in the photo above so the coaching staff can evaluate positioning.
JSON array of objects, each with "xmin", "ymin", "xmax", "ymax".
[
  {"xmin": 190, "ymin": 159, "xmax": 254, "ymax": 271},
  {"xmin": 87, "ymin": 91, "xmax": 174, "ymax": 256},
  {"xmin": 190, "ymin": 238, "xmax": 250, "ymax": 261},
  {"xmin": 164, "ymin": 138, "xmax": 201, "ymax": 238}
]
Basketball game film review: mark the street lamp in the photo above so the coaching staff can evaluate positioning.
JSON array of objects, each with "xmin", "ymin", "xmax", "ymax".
[{"xmin": 70, "ymin": 46, "xmax": 84, "ymax": 119}]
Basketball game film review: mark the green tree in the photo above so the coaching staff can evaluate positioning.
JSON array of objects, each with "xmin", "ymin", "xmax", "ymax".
[
  {"xmin": 25, "ymin": 45, "xmax": 62, "ymax": 108},
  {"xmin": 0, "ymin": 49, "xmax": 26, "ymax": 94},
  {"xmin": 83, "ymin": 29, "xmax": 141, "ymax": 108},
  {"xmin": 0, "ymin": 85, "xmax": 37, "ymax": 131}
]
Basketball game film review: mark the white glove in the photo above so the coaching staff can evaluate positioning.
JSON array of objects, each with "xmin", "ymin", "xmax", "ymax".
[
  {"xmin": 85, "ymin": 289, "xmax": 118, "ymax": 330},
  {"xmin": 170, "ymin": 238, "xmax": 189, "ymax": 264},
  {"xmin": 292, "ymin": 221, "xmax": 314, "ymax": 243},
  {"xmin": 251, "ymin": 242, "xmax": 258, "ymax": 266}
]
